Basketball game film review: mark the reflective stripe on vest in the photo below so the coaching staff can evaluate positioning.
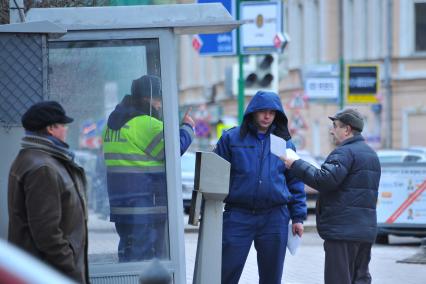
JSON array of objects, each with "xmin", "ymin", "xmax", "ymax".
[
  {"xmin": 145, "ymin": 132, "xmax": 164, "ymax": 159},
  {"xmin": 107, "ymin": 165, "xmax": 164, "ymax": 173},
  {"xmin": 110, "ymin": 206, "xmax": 167, "ymax": 215},
  {"xmin": 104, "ymin": 153, "xmax": 153, "ymax": 162}
]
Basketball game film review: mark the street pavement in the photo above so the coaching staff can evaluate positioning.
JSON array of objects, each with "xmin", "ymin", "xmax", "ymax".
[
  {"xmin": 185, "ymin": 232, "xmax": 426, "ymax": 284},
  {"xmin": 88, "ymin": 211, "xmax": 426, "ymax": 283}
]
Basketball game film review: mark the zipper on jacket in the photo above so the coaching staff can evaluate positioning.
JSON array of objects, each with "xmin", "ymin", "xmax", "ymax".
[{"xmin": 254, "ymin": 138, "xmax": 266, "ymax": 209}]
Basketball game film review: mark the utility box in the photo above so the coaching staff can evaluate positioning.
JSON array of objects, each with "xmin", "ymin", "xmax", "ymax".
[
  {"xmin": 189, "ymin": 152, "xmax": 230, "ymax": 284},
  {"xmin": 0, "ymin": 4, "xmax": 238, "ymax": 284},
  {"xmin": 195, "ymin": 151, "xmax": 231, "ymax": 199}
]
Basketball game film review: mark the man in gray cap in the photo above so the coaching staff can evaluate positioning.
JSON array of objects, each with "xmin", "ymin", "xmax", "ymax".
[
  {"xmin": 8, "ymin": 101, "xmax": 89, "ymax": 284},
  {"xmin": 281, "ymin": 108, "xmax": 381, "ymax": 284}
]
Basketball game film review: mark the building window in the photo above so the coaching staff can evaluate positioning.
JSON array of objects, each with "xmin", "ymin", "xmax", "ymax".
[{"xmin": 415, "ymin": 2, "xmax": 426, "ymax": 51}]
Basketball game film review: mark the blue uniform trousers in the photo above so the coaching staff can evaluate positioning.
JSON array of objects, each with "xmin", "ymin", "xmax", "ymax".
[{"xmin": 222, "ymin": 205, "xmax": 290, "ymax": 284}]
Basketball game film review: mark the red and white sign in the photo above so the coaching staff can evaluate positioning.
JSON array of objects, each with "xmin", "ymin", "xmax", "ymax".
[
  {"xmin": 286, "ymin": 93, "xmax": 308, "ymax": 110},
  {"xmin": 273, "ymin": 33, "xmax": 284, "ymax": 49},
  {"xmin": 377, "ymin": 164, "xmax": 426, "ymax": 225},
  {"xmin": 385, "ymin": 180, "xmax": 426, "ymax": 224},
  {"xmin": 192, "ymin": 35, "xmax": 203, "ymax": 52},
  {"xmin": 289, "ymin": 112, "xmax": 308, "ymax": 131}
]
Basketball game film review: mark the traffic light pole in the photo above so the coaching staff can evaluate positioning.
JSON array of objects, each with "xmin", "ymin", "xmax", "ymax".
[
  {"xmin": 338, "ymin": 0, "xmax": 344, "ymax": 110},
  {"xmin": 339, "ymin": 57, "xmax": 344, "ymax": 110},
  {"xmin": 237, "ymin": 0, "xmax": 245, "ymax": 124}
]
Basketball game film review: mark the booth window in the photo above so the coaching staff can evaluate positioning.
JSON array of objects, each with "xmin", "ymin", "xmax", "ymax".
[
  {"xmin": 48, "ymin": 38, "xmax": 169, "ymax": 264},
  {"xmin": 415, "ymin": 2, "xmax": 426, "ymax": 52}
]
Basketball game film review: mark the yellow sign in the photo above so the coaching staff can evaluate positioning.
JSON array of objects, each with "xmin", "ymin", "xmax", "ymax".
[
  {"xmin": 216, "ymin": 123, "xmax": 235, "ymax": 139},
  {"xmin": 345, "ymin": 64, "xmax": 380, "ymax": 104}
]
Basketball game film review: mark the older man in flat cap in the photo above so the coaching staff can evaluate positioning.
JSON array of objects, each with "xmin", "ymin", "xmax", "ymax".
[
  {"xmin": 281, "ymin": 108, "xmax": 381, "ymax": 284},
  {"xmin": 8, "ymin": 101, "xmax": 89, "ymax": 284}
]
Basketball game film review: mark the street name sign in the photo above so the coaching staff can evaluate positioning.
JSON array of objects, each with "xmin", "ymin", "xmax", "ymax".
[{"xmin": 196, "ymin": 0, "xmax": 236, "ymax": 56}]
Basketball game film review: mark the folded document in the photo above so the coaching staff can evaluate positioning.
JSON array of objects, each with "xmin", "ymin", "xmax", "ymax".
[
  {"xmin": 270, "ymin": 134, "xmax": 301, "ymax": 160},
  {"xmin": 287, "ymin": 224, "xmax": 301, "ymax": 255}
]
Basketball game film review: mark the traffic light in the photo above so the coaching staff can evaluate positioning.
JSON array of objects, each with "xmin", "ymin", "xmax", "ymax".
[{"xmin": 232, "ymin": 54, "xmax": 278, "ymax": 96}]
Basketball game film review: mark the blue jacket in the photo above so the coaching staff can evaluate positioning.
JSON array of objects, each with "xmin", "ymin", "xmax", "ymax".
[
  {"xmin": 290, "ymin": 135, "xmax": 381, "ymax": 243},
  {"xmin": 214, "ymin": 91, "xmax": 307, "ymax": 223}
]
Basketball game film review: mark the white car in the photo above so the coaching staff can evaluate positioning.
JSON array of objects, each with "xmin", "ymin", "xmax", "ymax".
[
  {"xmin": 181, "ymin": 152, "xmax": 196, "ymax": 214},
  {"xmin": 180, "ymin": 150, "xmax": 320, "ymax": 213},
  {"xmin": 376, "ymin": 149, "xmax": 426, "ymax": 163},
  {"xmin": 297, "ymin": 150, "xmax": 321, "ymax": 211}
]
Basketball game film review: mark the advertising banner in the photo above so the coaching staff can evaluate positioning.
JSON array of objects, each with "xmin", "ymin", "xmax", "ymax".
[
  {"xmin": 345, "ymin": 64, "xmax": 380, "ymax": 104},
  {"xmin": 377, "ymin": 163, "xmax": 426, "ymax": 225}
]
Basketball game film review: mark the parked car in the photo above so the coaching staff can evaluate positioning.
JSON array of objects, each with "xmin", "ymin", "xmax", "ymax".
[
  {"xmin": 181, "ymin": 152, "xmax": 196, "ymax": 214},
  {"xmin": 376, "ymin": 149, "xmax": 426, "ymax": 163},
  {"xmin": 180, "ymin": 150, "xmax": 320, "ymax": 213}
]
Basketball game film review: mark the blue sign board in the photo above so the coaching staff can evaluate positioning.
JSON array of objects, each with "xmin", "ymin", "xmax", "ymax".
[{"xmin": 197, "ymin": 0, "xmax": 236, "ymax": 56}]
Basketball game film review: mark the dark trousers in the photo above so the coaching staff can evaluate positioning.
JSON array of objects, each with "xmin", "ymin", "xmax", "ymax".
[
  {"xmin": 324, "ymin": 240, "xmax": 372, "ymax": 284},
  {"xmin": 115, "ymin": 222, "xmax": 167, "ymax": 262},
  {"xmin": 221, "ymin": 206, "xmax": 289, "ymax": 284}
]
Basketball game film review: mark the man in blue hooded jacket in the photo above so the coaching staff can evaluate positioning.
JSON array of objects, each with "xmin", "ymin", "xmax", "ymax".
[{"xmin": 214, "ymin": 91, "xmax": 307, "ymax": 284}]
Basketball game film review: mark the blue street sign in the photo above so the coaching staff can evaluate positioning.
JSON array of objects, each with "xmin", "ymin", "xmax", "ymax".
[{"xmin": 197, "ymin": 0, "xmax": 236, "ymax": 56}]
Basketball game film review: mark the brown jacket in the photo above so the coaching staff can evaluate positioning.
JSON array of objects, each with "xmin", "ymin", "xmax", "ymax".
[{"xmin": 8, "ymin": 135, "xmax": 89, "ymax": 284}]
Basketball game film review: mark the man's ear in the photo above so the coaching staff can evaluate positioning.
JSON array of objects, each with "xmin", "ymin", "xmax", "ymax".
[{"xmin": 46, "ymin": 125, "xmax": 54, "ymax": 136}]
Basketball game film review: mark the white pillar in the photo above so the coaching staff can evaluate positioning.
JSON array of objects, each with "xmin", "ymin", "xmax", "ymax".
[{"xmin": 9, "ymin": 0, "xmax": 25, "ymax": 23}]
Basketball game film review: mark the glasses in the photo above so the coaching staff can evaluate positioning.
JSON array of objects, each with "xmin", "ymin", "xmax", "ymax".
[{"xmin": 332, "ymin": 121, "xmax": 348, "ymax": 129}]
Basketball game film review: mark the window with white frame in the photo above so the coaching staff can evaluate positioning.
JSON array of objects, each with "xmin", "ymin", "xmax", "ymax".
[{"xmin": 415, "ymin": 2, "xmax": 426, "ymax": 51}]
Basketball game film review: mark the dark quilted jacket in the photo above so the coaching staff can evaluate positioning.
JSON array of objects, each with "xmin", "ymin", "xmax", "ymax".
[{"xmin": 290, "ymin": 135, "xmax": 381, "ymax": 243}]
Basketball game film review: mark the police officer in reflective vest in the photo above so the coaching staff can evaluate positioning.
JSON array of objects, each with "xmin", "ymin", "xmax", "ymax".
[{"xmin": 103, "ymin": 75, "xmax": 194, "ymax": 262}]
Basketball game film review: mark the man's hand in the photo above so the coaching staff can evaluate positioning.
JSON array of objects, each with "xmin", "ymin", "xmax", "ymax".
[
  {"xmin": 292, "ymin": 222, "xmax": 304, "ymax": 237},
  {"xmin": 182, "ymin": 107, "xmax": 195, "ymax": 128},
  {"xmin": 280, "ymin": 156, "xmax": 296, "ymax": 169}
]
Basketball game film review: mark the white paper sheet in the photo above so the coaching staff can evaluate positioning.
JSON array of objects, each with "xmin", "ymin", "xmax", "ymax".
[
  {"xmin": 286, "ymin": 148, "xmax": 301, "ymax": 161},
  {"xmin": 270, "ymin": 134, "xmax": 286, "ymax": 157},
  {"xmin": 287, "ymin": 224, "xmax": 302, "ymax": 255}
]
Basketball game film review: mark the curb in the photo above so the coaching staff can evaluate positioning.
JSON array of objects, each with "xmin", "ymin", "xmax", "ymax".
[{"xmin": 184, "ymin": 223, "xmax": 317, "ymax": 234}]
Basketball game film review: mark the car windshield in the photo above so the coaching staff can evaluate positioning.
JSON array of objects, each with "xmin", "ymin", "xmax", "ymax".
[
  {"xmin": 377, "ymin": 150, "xmax": 425, "ymax": 163},
  {"xmin": 378, "ymin": 155, "xmax": 404, "ymax": 163},
  {"xmin": 181, "ymin": 153, "xmax": 196, "ymax": 172}
]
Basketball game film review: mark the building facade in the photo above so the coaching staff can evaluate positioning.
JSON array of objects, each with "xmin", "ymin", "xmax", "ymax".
[{"xmin": 179, "ymin": 0, "xmax": 426, "ymax": 156}]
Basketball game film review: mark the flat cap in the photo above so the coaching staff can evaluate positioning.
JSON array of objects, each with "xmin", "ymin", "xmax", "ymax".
[
  {"xmin": 21, "ymin": 101, "xmax": 73, "ymax": 131},
  {"xmin": 329, "ymin": 108, "xmax": 364, "ymax": 132}
]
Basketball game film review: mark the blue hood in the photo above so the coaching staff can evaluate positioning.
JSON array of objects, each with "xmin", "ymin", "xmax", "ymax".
[
  {"xmin": 244, "ymin": 91, "xmax": 285, "ymax": 116},
  {"xmin": 241, "ymin": 91, "xmax": 291, "ymax": 140}
]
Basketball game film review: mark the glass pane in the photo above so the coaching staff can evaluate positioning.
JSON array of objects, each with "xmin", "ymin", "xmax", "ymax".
[
  {"xmin": 48, "ymin": 39, "xmax": 169, "ymax": 265},
  {"xmin": 415, "ymin": 3, "xmax": 426, "ymax": 51}
]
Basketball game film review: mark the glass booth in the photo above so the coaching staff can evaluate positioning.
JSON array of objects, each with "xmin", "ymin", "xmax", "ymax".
[{"xmin": 0, "ymin": 4, "xmax": 238, "ymax": 284}]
